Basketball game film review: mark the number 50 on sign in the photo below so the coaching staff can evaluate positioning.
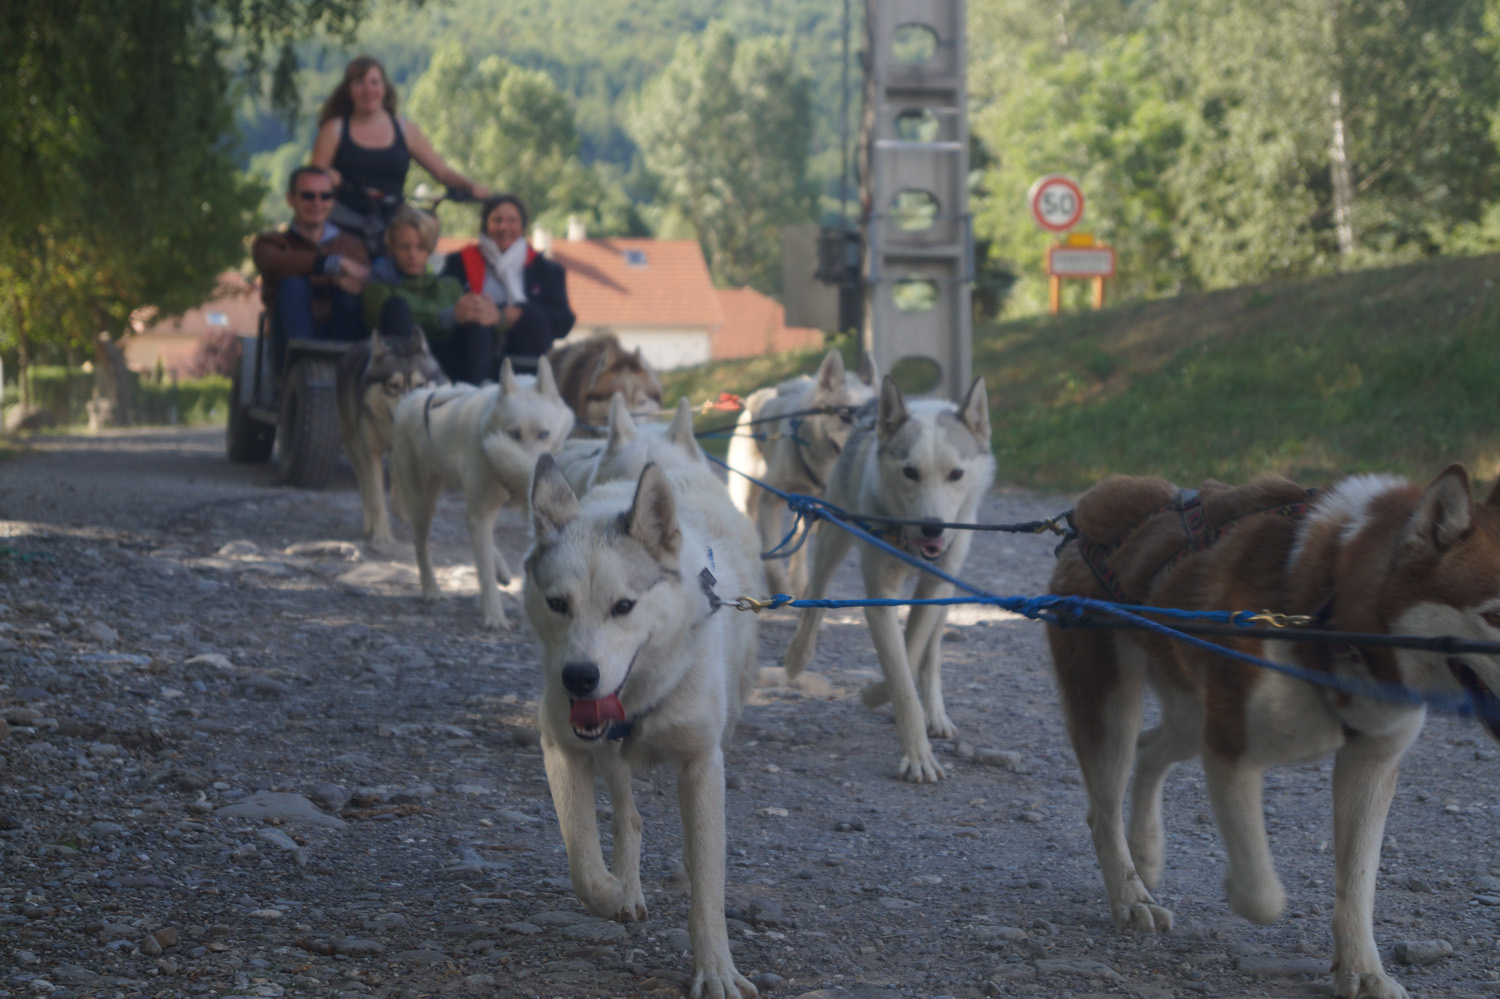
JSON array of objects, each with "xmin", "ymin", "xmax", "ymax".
[{"xmin": 1028, "ymin": 175, "xmax": 1085, "ymax": 232}]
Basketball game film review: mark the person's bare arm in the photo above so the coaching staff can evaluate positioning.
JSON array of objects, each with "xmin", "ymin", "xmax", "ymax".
[
  {"xmin": 403, "ymin": 120, "xmax": 491, "ymax": 199},
  {"xmin": 311, "ymin": 119, "xmax": 343, "ymax": 187}
]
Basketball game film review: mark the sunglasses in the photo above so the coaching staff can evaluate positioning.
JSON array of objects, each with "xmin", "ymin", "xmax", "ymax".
[{"xmin": 297, "ymin": 191, "xmax": 335, "ymax": 202}]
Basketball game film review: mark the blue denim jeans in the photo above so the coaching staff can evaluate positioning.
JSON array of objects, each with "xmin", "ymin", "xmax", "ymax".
[{"xmin": 272, "ymin": 277, "xmax": 365, "ymax": 374}]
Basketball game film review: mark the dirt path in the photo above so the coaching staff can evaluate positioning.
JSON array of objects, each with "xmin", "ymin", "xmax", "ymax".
[{"xmin": 1, "ymin": 427, "xmax": 1497, "ymax": 999}]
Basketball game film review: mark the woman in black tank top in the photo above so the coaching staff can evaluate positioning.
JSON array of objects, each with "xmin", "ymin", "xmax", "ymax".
[
  {"xmin": 312, "ymin": 56, "xmax": 490, "ymax": 255},
  {"xmin": 330, "ymin": 110, "xmax": 409, "ymax": 216}
]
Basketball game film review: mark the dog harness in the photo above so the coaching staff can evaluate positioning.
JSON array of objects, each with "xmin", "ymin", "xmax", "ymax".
[
  {"xmin": 1067, "ymin": 488, "xmax": 1315, "ymax": 605},
  {"xmin": 785, "ymin": 415, "xmax": 826, "ymax": 491}
]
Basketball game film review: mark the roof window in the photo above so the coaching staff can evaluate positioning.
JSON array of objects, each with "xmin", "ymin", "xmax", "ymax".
[{"xmin": 624, "ymin": 249, "xmax": 648, "ymax": 267}]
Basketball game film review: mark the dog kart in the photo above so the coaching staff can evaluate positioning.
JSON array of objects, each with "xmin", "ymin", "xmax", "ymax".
[
  {"xmin": 225, "ymin": 312, "xmax": 348, "ymax": 489},
  {"xmin": 228, "ymin": 186, "xmax": 477, "ymax": 488}
]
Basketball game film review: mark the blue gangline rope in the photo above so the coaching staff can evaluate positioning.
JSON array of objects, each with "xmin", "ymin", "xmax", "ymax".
[{"xmin": 701, "ymin": 452, "xmax": 1498, "ymax": 725}]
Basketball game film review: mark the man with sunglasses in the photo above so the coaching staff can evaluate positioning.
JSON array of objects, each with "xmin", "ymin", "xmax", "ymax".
[{"xmin": 252, "ymin": 166, "xmax": 371, "ymax": 375}]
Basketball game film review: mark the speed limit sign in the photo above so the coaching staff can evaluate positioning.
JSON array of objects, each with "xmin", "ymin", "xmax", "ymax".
[{"xmin": 1028, "ymin": 175, "xmax": 1085, "ymax": 232}]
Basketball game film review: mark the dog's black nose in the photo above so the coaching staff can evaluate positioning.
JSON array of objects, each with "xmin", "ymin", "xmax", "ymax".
[
  {"xmin": 920, "ymin": 522, "xmax": 944, "ymax": 538},
  {"xmin": 561, "ymin": 661, "xmax": 600, "ymax": 697}
]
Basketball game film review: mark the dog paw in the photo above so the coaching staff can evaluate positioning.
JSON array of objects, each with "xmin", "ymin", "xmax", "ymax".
[
  {"xmin": 896, "ymin": 751, "xmax": 945, "ymax": 783},
  {"xmin": 480, "ymin": 612, "xmax": 513, "ymax": 631},
  {"xmin": 1111, "ymin": 899, "xmax": 1172, "ymax": 932},
  {"xmin": 1224, "ymin": 872, "xmax": 1284, "ymax": 925},
  {"xmin": 419, "ymin": 587, "xmax": 440, "ymax": 604},
  {"xmin": 1333, "ymin": 968, "xmax": 1408, "ymax": 999},
  {"xmin": 578, "ymin": 875, "xmax": 645, "ymax": 921},
  {"xmin": 610, "ymin": 883, "xmax": 647, "ymax": 922},
  {"xmin": 690, "ymin": 957, "xmax": 758, "ymax": 999},
  {"xmin": 926, "ymin": 711, "xmax": 957, "ymax": 739}
]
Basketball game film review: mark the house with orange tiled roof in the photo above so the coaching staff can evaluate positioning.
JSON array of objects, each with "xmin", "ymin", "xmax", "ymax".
[
  {"xmin": 712, "ymin": 287, "xmax": 823, "ymax": 360},
  {"xmin": 122, "ymin": 271, "xmax": 260, "ymax": 377},
  {"xmin": 436, "ymin": 224, "xmax": 827, "ymax": 370}
]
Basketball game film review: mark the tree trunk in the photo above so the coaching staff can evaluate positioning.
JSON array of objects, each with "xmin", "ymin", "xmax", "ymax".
[
  {"xmin": 89, "ymin": 331, "xmax": 133, "ymax": 430},
  {"xmin": 1329, "ymin": 86, "xmax": 1356, "ymax": 257},
  {"xmin": 12, "ymin": 296, "xmax": 31, "ymax": 410}
]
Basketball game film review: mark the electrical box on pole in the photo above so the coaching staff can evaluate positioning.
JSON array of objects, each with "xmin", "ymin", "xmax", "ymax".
[{"xmin": 861, "ymin": 0, "xmax": 971, "ymax": 401}]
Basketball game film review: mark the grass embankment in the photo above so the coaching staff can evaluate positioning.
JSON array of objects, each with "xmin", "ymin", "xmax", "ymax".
[{"xmin": 666, "ymin": 253, "xmax": 1500, "ymax": 491}]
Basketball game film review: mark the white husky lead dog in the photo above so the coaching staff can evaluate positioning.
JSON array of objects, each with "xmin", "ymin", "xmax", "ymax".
[
  {"xmin": 727, "ymin": 349, "xmax": 877, "ymax": 595},
  {"xmin": 391, "ymin": 357, "xmax": 574, "ymax": 629},
  {"xmin": 524, "ymin": 455, "xmax": 761, "ymax": 999},
  {"xmin": 783, "ymin": 375, "xmax": 995, "ymax": 782}
]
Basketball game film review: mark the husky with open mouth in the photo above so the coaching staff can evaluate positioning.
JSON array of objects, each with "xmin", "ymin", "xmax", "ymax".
[
  {"xmin": 1047, "ymin": 465, "xmax": 1500, "ymax": 999},
  {"xmin": 782, "ymin": 375, "xmax": 995, "ymax": 782},
  {"xmin": 523, "ymin": 454, "xmax": 761, "ymax": 998}
]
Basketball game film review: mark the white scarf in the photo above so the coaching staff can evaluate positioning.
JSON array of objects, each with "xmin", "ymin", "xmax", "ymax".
[{"xmin": 478, "ymin": 234, "xmax": 528, "ymax": 306}]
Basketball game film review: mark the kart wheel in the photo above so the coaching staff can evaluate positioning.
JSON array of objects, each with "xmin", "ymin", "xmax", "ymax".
[
  {"xmin": 226, "ymin": 360, "xmax": 274, "ymax": 463},
  {"xmin": 273, "ymin": 357, "xmax": 340, "ymax": 488}
]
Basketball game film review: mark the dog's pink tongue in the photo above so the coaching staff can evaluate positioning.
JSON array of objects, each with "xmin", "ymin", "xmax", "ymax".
[{"xmin": 570, "ymin": 694, "xmax": 626, "ymax": 730}]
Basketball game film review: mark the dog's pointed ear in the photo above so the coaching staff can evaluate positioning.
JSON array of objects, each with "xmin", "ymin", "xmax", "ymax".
[
  {"xmin": 667, "ymin": 397, "xmax": 704, "ymax": 462},
  {"xmin": 626, "ymin": 462, "xmax": 681, "ymax": 563},
  {"xmin": 535, "ymin": 355, "xmax": 560, "ymax": 399},
  {"xmin": 1407, "ymin": 464, "xmax": 1473, "ymax": 558},
  {"xmin": 409, "ymin": 325, "xmax": 429, "ymax": 356},
  {"xmin": 857, "ymin": 350, "xmax": 879, "ymax": 386},
  {"xmin": 368, "ymin": 329, "xmax": 386, "ymax": 362},
  {"xmin": 530, "ymin": 454, "xmax": 581, "ymax": 546},
  {"xmin": 877, "ymin": 376, "xmax": 908, "ymax": 442},
  {"xmin": 499, "ymin": 357, "xmax": 519, "ymax": 395},
  {"xmin": 606, "ymin": 392, "xmax": 637, "ymax": 447},
  {"xmin": 816, "ymin": 349, "xmax": 846, "ymax": 393},
  {"xmin": 959, "ymin": 376, "xmax": 991, "ymax": 443}
]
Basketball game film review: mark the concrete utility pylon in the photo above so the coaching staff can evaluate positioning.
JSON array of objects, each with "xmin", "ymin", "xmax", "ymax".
[{"xmin": 860, "ymin": 0, "xmax": 971, "ymax": 401}]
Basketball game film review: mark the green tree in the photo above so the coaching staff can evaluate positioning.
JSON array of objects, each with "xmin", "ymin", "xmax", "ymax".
[
  {"xmin": 972, "ymin": 22, "xmax": 1189, "ymax": 314},
  {"xmin": 405, "ymin": 43, "xmax": 639, "ymax": 238},
  {"xmin": 628, "ymin": 22, "xmax": 816, "ymax": 291},
  {"xmin": 2, "ymin": 0, "xmax": 260, "ymax": 413},
  {"xmin": 2, "ymin": 0, "xmax": 416, "ymax": 416},
  {"xmin": 970, "ymin": 0, "xmax": 1500, "ymax": 312}
]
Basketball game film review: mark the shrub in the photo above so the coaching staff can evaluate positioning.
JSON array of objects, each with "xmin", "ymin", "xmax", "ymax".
[{"xmin": 188, "ymin": 330, "xmax": 242, "ymax": 378}]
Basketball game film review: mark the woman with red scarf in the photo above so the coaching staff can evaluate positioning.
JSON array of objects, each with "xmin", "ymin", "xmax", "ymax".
[{"xmin": 441, "ymin": 194, "xmax": 575, "ymax": 378}]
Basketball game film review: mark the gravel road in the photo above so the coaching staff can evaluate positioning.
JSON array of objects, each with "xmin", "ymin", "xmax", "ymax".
[{"xmin": 1, "ymin": 427, "xmax": 1498, "ymax": 999}]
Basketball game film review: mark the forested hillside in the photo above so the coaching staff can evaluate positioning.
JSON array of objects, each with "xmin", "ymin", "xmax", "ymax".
[
  {"xmin": 10, "ymin": 0, "xmax": 1500, "ymax": 385},
  {"xmin": 238, "ymin": 0, "xmax": 855, "ymax": 209}
]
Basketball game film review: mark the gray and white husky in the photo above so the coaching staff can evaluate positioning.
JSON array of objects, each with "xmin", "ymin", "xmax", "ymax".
[
  {"xmin": 524, "ymin": 455, "xmax": 761, "ymax": 998},
  {"xmin": 726, "ymin": 349, "xmax": 877, "ymax": 595},
  {"xmin": 782, "ymin": 375, "xmax": 995, "ymax": 782},
  {"xmin": 390, "ymin": 357, "xmax": 574, "ymax": 629},
  {"xmin": 335, "ymin": 326, "xmax": 445, "ymax": 543}
]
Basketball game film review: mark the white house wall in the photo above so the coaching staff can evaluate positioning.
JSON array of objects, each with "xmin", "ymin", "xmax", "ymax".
[{"xmin": 567, "ymin": 325, "xmax": 714, "ymax": 371}]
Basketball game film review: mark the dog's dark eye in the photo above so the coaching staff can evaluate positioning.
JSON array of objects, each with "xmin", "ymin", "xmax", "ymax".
[
  {"xmin": 1483, "ymin": 610, "xmax": 1500, "ymax": 629},
  {"xmin": 948, "ymin": 468, "xmax": 964, "ymax": 482},
  {"xmin": 611, "ymin": 599, "xmax": 635, "ymax": 618},
  {"xmin": 537, "ymin": 429, "xmax": 550, "ymax": 440},
  {"xmin": 546, "ymin": 596, "xmax": 569, "ymax": 615},
  {"xmin": 902, "ymin": 466, "xmax": 920, "ymax": 482},
  {"xmin": 508, "ymin": 429, "xmax": 522, "ymax": 441},
  {"xmin": 839, "ymin": 413, "xmax": 854, "ymax": 425}
]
